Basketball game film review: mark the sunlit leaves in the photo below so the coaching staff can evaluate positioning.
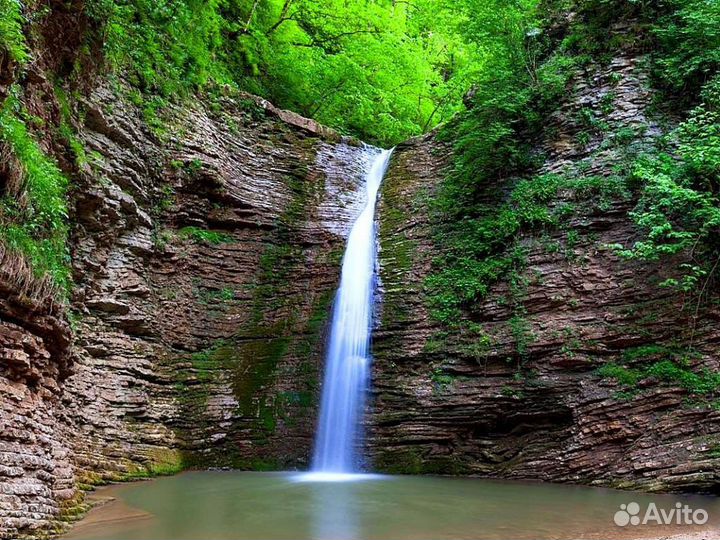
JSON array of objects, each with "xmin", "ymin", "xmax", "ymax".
[
  {"xmin": 0, "ymin": 0, "xmax": 28, "ymax": 64},
  {"xmin": 654, "ymin": 0, "xmax": 720, "ymax": 93},
  {"xmin": 90, "ymin": 0, "xmax": 483, "ymax": 145}
]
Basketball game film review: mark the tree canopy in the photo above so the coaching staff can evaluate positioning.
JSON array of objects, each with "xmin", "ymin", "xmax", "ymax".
[{"xmin": 89, "ymin": 0, "xmax": 508, "ymax": 146}]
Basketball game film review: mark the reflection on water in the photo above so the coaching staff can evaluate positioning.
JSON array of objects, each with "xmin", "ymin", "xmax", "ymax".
[
  {"xmin": 63, "ymin": 471, "xmax": 720, "ymax": 540},
  {"xmin": 294, "ymin": 471, "xmax": 388, "ymax": 540},
  {"xmin": 312, "ymin": 480, "xmax": 357, "ymax": 540}
]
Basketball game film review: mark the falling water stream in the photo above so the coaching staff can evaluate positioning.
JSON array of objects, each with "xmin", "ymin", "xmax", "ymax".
[{"xmin": 311, "ymin": 148, "xmax": 393, "ymax": 475}]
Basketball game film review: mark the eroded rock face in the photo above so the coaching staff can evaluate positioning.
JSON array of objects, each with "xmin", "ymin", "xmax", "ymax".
[
  {"xmin": 0, "ymin": 84, "xmax": 373, "ymax": 538},
  {"xmin": 369, "ymin": 52, "xmax": 720, "ymax": 492},
  {"xmin": 65, "ymin": 85, "xmax": 374, "ymax": 475},
  {"xmin": 0, "ymin": 267, "xmax": 75, "ymax": 538}
]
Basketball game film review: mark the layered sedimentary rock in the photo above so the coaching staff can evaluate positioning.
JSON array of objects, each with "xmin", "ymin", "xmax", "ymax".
[
  {"xmin": 65, "ymin": 85, "xmax": 372, "ymax": 476},
  {"xmin": 0, "ymin": 260, "xmax": 76, "ymax": 538},
  {"xmin": 0, "ymin": 83, "xmax": 372, "ymax": 538},
  {"xmin": 370, "ymin": 48, "xmax": 720, "ymax": 492}
]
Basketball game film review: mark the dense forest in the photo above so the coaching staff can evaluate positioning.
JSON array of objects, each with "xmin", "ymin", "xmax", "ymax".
[{"xmin": 68, "ymin": 0, "xmax": 483, "ymax": 145}]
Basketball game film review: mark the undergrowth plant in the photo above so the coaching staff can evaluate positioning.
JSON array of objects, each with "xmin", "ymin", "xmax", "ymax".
[
  {"xmin": 0, "ymin": 0, "xmax": 28, "ymax": 65},
  {"xmin": 427, "ymin": 0, "xmax": 720, "ymax": 330},
  {"xmin": 179, "ymin": 226, "xmax": 232, "ymax": 245},
  {"xmin": 598, "ymin": 345, "xmax": 720, "ymax": 398},
  {"xmin": 0, "ymin": 95, "xmax": 71, "ymax": 295},
  {"xmin": 612, "ymin": 76, "xmax": 720, "ymax": 297}
]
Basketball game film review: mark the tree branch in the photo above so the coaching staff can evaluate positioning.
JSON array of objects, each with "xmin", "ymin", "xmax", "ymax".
[
  {"xmin": 244, "ymin": 0, "xmax": 261, "ymax": 32},
  {"xmin": 266, "ymin": 0, "xmax": 294, "ymax": 35}
]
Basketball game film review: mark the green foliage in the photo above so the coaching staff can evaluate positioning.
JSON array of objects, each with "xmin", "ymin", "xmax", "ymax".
[
  {"xmin": 597, "ymin": 363, "xmax": 642, "ymax": 386},
  {"xmin": 653, "ymin": 0, "xmax": 720, "ymax": 95},
  {"xmin": 427, "ymin": 167, "xmax": 629, "ymax": 322},
  {"xmin": 86, "ymin": 0, "xmax": 480, "ymax": 145},
  {"xmin": 646, "ymin": 360, "xmax": 720, "ymax": 395},
  {"xmin": 599, "ymin": 343, "xmax": 720, "ymax": 397},
  {"xmin": 0, "ymin": 96, "xmax": 71, "ymax": 292},
  {"xmin": 87, "ymin": 0, "xmax": 227, "ymax": 96},
  {"xmin": 55, "ymin": 86, "xmax": 91, "ymax": 167},
  {"xmin": 426, "ymin": 174, "xmax": 559, "ymax": 322},
  {"xmin": 121, "ymin": 449, "xmax": 185, "ymax": 479},
  {"xmin": 500, "ymin": 385, "xmax": 526, "ymax": 399},
  {"xmin": 188, "ymin": 340, "xmax": 235, "ymax": 382},
  {"xmin": 417, "ymin": 0, "xmax": 720, "ymax": 326},
  {"xmin": 420, "ymin": 0, "xmax": 717, "ymax": 315},
  {"xmin": 605, "ymin": 0, "xmax": 720, "ymax": 297},
  {"xmin": 623, "ymin": 344, "xmax": 672, "ymax": 361},
  {"xmin": 430, "ymin": 368, "xmax": 454, "ymax": 393},
  {"xmin": 179, "ymin": 226, "xmax": 232, "ymax": 245},
  {"xmin": 0, "ymin": 0, "xmax": 28, "ymax": 64},
  {"xmin": 612, "ymin": 76, "xmax": 720, "ymax": 293},
  {"xmin": 551, "ymin": 0, "xmax": 661, "ymax": 62},
  {"xmin": 509, "ymin": 313, "xmax": 534, "ymax": 359},
  {"xmin": 678, "ymin": 77, "xmax": 720, "ymax": 179},
  {"xmin": 599, "ymin": 358, "xmax": 720, "ymax": 397},
  {"xmin": 424, "ymin": 0, "xmax": 605, "ymax": 324}
]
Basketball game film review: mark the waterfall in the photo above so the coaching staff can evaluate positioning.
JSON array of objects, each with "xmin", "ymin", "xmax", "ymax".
[{"xmin": 311, "ymin": 148, "xmax": 393, "ymax": 474}]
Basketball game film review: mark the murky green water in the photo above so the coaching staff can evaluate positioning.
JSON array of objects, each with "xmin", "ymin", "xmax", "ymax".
[{"xmin": 64, "ymin": 471, "xmax": 719, "ymax": 540}]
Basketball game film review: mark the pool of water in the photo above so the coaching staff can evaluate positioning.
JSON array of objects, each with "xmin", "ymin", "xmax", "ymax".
[{"xmin": 63, "ymin": 471, "xmax": 720, "ymax": 540}]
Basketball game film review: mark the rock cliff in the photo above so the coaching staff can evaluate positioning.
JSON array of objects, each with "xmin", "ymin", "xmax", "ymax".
[
  {"xmin": 0, "ymin": 77, "xmax": 374, "ymax": 537},
  {"xmin": 370, "ymin": 47, "xmax": 720, "ymax": 492}
]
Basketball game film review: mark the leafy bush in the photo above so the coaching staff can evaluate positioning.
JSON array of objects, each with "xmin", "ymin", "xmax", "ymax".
[
  {"xmin": 603, "ymin": 343, "xmax": 716, "ymax": 396},
  {"xmin": 653, "ymin": 0, "xmax": 720, "ymax": 95},
  {"xmin": 612, "ymin": 75, "xmax": 720, "ymax": 293},
  {"xmin": 425, "ymin": 0, "xmax": 720, "ymax": 326},
  {"xmin": 598, "ymin": 357, "xmax": 720, "ymax": 396},
  {"xmin": 87, "ymin": 0, "xmax": 227, "ymax": 96},
  {"xmin": 424, "ymin": 0, "xmax": 595, "ymax": 325},
  {"xmin": 426, "ymin": 174, "xmax": 562, "ymax": 322},
  {"xmin": 0, "ymin": 97, "xmax": 71, "ymax": 293},
  {"xmin": 596, "ymin": 363, "xmax": 642, "ymax": 386},
  {"xmin": 0, "ymin": 0, "xmax": 28, "ymax": 64},
  {"xmin": 645, "ymin": 360, "xmax": 720, "ymax": 395},
  {"xmin": 677, "ymin": 77, "xmax": 720, "ymax": 180}
]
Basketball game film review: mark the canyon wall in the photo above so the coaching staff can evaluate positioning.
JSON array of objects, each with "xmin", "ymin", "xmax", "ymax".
[
  {"xmin": 0, "ymin": 80, "xmax": 372, "ymax": 537},
  {"xmin": 370, "ymin": 45, "xmax": 720, "ymax": 493},
  {"xmin": 0, "ymin": 259, "xmax": 75, "ymax": 538},
  {"xmin": 65, "ymin": 85, "xmax": 369, "ymax": 476}
]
